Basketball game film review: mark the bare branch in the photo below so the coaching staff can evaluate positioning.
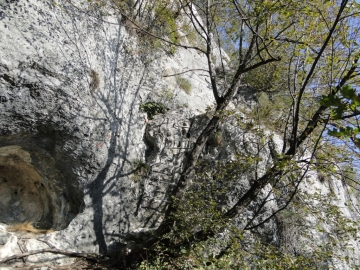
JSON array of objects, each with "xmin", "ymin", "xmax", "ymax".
[
  {"xmin": 205, "ymin": 0, "xmax": 221, "ymax": 103},
  {"xmin": 0, "ymin": 249, "xmax": 103, "ymax": 264},
  {"xmin": 290, "ymin": 0, "xmax": 349, "ymax": 155},
  {"xmin": 181, "ymin": 0, "xmax": 208, "ymax": 40},
  {"xmin": 335, "ymin": 110, "xmax": 360, "ymax": 120},
  {"xmin": 245, "ymin": 116, "xmax": 328, "ymax": 230},
  {"xmin": 287, "ymin": 57, "xmax": 358, "ymax": 155},
  {"xmin": 162, "ymin": 69, "xmax": 209, "ymax": 77},
  {"xmin": 271, "ymin": 37, "xmax": 319, "ymax": 54}
]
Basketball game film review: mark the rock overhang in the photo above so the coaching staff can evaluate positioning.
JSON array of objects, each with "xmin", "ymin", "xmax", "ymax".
[{"xmin": 0, "ymin": 135, "xmax": 83, "ymax": 231}]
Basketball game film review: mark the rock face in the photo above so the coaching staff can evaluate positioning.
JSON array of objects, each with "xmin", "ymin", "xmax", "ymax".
[
  {"xmin": 0, "ymin": 0, "xmax": 215, "ymax": 263},
  {"xmin": 0, "ymin": 145, "xmax": 76, "ymax": 230},
  {"xmin": 0, "ymin": 0, "xmax": 359, "ymax": 269}
]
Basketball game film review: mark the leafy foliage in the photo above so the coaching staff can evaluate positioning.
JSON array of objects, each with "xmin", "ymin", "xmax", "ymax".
[
  {"xmin": 140, "ymin": 101, "xmax": 168, "ymax": 120},
  {"xmin": 242, "ymin": 63, "xmax": 280, "ymax": 93},
  {"xmin": 159, "ymin": 88, "xmax": 175, "ymax": 102},
  {"xmin": 320, "ymin": 85, "xmax": 360, "ymax": 139},
  {"xmin": 131, "ymin": 160, "xmax": 150, "ymax": 182},
  {"xmin": 84, "ymin": 0, "xmax": 181, "ymax": 55}
]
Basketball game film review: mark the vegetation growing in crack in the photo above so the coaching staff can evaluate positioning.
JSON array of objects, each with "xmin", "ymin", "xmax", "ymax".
[
  {"xmin": 81, "ymin": 0, "xmax": 181, "ymax": 56},
  {"xmin": 89, "ymin": 69, "xmax": 100, "ymax": 94},
  {"xmin": 175, "ymin": 75, "xmax": 192, "ymax": 95},
  {"xmin": 140, "ymin": 101, "xmax": 168, "ymax": 120},
  {"xmin": 159, "ymin": 88, "xmax": 174, "ymax": 102},
  {"xmin": 131, "ymin": 160, "xmax": 150, "ymax": 182}
]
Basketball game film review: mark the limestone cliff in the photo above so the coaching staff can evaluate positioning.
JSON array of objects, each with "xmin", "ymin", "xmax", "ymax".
[{"xmin": 0, "ymin": 0, "xmax": 359, "ymax": 269}]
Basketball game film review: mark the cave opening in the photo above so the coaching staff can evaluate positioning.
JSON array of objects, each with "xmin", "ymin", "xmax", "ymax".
[{"xmin": 0, "ymin": 145, "xmax": 82, "ymax": 231}]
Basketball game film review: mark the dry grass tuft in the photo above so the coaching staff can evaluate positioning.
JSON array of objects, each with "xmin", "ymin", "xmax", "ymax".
[
  {"xmin": 90, "ymin": 70, "xmax": 100, "ymax": 94},
  {"xmin": 175, "ymin": 76, "xmax": 192, "ymax": 95}
]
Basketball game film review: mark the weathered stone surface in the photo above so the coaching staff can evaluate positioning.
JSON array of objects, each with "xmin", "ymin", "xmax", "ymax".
[
  {"xmin": 0, "ymin": 0, "xmax": 359, "ymax": 269},
  {"xmin": 0, "ymin": 144, "xmax": 81, "ymax": 230},
  {"xmin": 0, "ymin": 0, "xmax": 215, "ymax": 264},
  {"xmin": 0, "ymin": 232, "xmax": 11, "ymax": 246}
]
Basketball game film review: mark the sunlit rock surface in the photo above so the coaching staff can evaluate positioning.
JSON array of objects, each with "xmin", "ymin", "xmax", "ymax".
[{"xmin": 0, "ymin": 0, "xmax": 358, "ymax": 269}]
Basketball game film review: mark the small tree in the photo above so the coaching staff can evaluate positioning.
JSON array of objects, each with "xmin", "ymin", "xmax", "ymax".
[{"xmin": 83, "ymin": 0, "xmax": 360, "ymax": 267}]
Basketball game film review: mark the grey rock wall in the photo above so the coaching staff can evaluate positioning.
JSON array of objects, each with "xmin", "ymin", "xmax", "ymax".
[
  {"xmin": 0, "ymin": 0, "xmax": 215, "ymax": 265},
  {"xmin": 0, "ymin": 0, "xmax": 359, "ymax": 269}
]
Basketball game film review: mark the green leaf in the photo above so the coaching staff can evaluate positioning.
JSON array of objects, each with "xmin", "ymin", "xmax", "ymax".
[
  {"xmin": 320, "ymin": 94, "xmax": 341, "ymax": 107},
  {"xmin": 333, "ymin": 103, "xmax": 347, "ymax": 119},
  {"xmin": 340, "ymin": 85, "xmax": 356, "ymax": 99}
]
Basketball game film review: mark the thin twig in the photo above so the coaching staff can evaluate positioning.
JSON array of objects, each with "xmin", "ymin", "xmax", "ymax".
[
  {"xmin": 162, "ymin": 69, "xmax": 209, "ymax": 77},
  {"xmin": 0, "ymin": 249, "xmax": 104, "ymax": 264}
]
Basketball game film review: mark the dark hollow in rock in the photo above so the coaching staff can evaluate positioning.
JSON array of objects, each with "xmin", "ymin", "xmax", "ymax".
[{"xmin": 0, "ymin": 141, "xmax": 82, "ymax": 231}]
